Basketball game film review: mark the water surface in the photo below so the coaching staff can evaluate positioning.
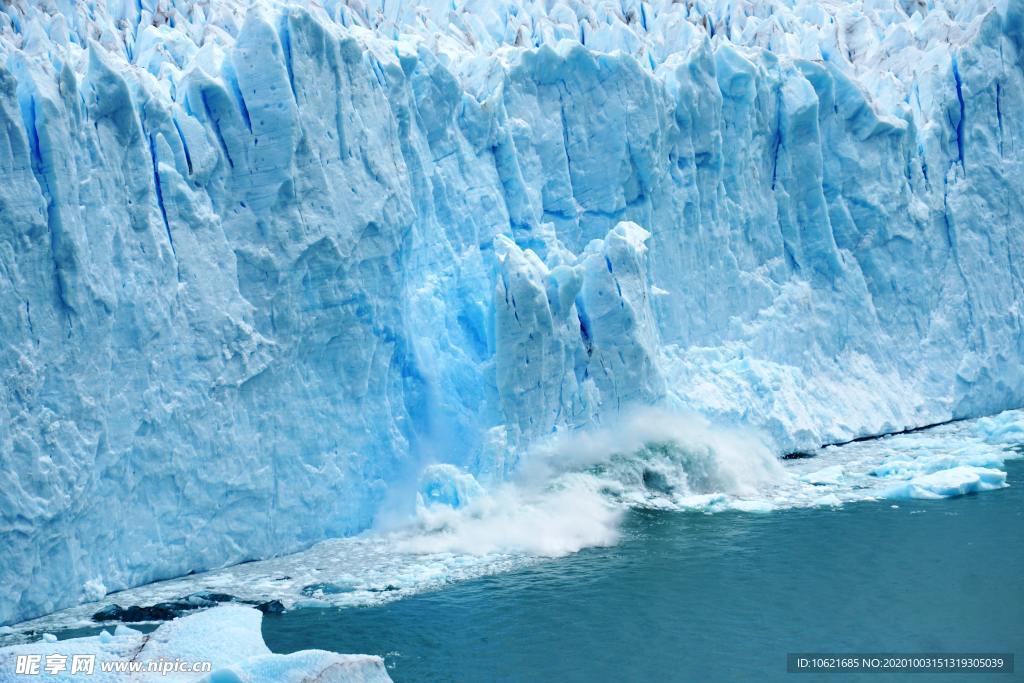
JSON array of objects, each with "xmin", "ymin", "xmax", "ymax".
[{"xmin": 264, "ymin": 460, "xmax": 1024, "ymax": 682}]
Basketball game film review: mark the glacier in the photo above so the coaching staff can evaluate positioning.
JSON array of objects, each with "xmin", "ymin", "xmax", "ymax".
[{"xmin": 1, "ymin": 0, "xmax": 1023, "ymax": 627}]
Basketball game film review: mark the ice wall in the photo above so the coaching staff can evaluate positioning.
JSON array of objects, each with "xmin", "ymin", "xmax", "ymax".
[{"xmin": 1, "ymin": 0, "xmax": 1022, "ymax": 624}]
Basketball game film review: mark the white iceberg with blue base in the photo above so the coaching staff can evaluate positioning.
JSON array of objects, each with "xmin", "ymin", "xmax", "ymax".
[{"xmin": 0, "ymin": 605, "xmax": 390, "ymax": 682}]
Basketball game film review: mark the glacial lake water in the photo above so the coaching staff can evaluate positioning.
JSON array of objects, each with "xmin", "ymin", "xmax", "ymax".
[{"xmin": 262, "ymin": 459, "xmax": 1024, "ymax": 682}]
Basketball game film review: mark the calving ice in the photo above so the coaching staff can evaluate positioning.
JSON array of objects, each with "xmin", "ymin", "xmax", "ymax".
[{"xmin": 0, "ymin": 0, "xmax": 1022, "ymax": 677}]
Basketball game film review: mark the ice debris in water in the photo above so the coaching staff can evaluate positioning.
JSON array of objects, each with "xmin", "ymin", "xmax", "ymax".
[
  {"xmin": 974, "ymin": 412, "xmax": 1024, "ymax": 444},
  {"xmin": 800, "ymin": 465, "xmax": 845, "ymax": 486},
  {"xmin": 884, "ymin": 466, "xmax": 1008, "ymax": 500},
  {"xmin": 81, "ymin": 579, "xmax": 107, "ymax": 603},
  {"xmin": 783, "ymin": 409, "xmax": 1024, "ymax": 505}
]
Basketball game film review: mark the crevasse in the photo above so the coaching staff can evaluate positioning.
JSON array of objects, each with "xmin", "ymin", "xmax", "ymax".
[{"xmin": 0, "ymin": 0, "xmax": 1022, "ymax": 625}]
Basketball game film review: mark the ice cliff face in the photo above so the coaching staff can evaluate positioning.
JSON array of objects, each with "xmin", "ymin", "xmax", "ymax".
[{"xmin": 1, "ymin": 0, "xmax": 1023, "ymax": 625}]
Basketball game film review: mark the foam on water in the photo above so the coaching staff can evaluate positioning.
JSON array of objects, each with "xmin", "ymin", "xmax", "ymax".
[{"xmin": 4, "ymin": 409, "xmax": 1022, "ymax": 644}]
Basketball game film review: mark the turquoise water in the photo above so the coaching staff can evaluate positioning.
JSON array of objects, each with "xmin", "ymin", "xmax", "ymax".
[{"xmin": 263, "ymin": 460, "xmax": 1024, "ymax": 682}]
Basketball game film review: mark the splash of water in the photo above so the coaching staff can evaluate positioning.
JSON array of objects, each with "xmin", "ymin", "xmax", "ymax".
[{"xmin": 391, "ymin": 408, "xmax": 787, "ymax": 557}]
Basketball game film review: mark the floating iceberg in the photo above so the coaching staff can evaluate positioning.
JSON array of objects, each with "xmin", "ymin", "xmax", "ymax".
[
  {"xmin": 1, "ymin": 0, "xmax": 1023, "ymax": 625},
  {"xmin": 884, "ymin": 465, "xmax": 1008, "ymax": 499},
  {"xmin": 0, "ymin": 605, "xmax": 390, "ymax": 682}
]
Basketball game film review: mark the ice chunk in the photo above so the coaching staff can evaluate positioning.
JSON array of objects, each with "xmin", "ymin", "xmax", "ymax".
[
  {"xmin": 82, "ymin": 579, "xmax": 107, "ymax": 603},
  {"xmin": 801, "ymin": 465, "xmax": 844, "ymax": 485},
  {"xmin": 112, "ymin": 625, "xmax": 142, "ymax": 637},
  {"xmin": 417, "ymin": 464, "xmax": 484, "ymax": 509},
  {"xmin": 884, "ymin": 466, "xmax": 1008, "ymax": 500},
  {"xmin": 974, "ymin": 411, "xmax": 1024, "ymax": 444},
  {"xmin": 197, "ymin": 651, "xmax": 392, "ymax": 683},
  {"xmin": 0, "ymin": 606, "xmax": 391, "ymax": 682}
]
